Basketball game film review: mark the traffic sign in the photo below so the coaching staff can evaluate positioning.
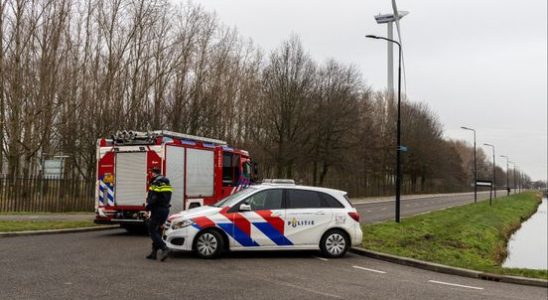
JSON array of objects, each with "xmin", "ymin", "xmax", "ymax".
[{"xmin": 475, "ymin": 180, "xmax": 492, "ymax": 187}]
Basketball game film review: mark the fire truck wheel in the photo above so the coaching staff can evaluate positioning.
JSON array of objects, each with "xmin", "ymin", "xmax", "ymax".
[
  {"xmin": 194, "ymin": 229, "xmax": 224, "ymax": 259},
  {"xmin": 319, "ymin": 229, "xmax": 350, "ymax": 258},
  {"xmin": 188, "ymin": 203, "xmax": 201, "ymax": 209},
  {"xmin": 122, "ymin": 224, "xmax": 147, "ymax": 234}
]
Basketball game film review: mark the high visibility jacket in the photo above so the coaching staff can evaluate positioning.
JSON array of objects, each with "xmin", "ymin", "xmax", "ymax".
[{"xmin": 146, "ymin": 175, "xmax": 172, "ymax": 211}]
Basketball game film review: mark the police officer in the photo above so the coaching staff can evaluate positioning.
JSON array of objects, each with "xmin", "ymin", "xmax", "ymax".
[{"xmin": 145, "ymin": 167, "xmax": 172, "ymax": 261}]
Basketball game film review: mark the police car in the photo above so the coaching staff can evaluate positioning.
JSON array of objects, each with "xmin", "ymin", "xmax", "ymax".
[{"xmin": 163, "ymin": 180, "xmax": 363, "ymax": 258}]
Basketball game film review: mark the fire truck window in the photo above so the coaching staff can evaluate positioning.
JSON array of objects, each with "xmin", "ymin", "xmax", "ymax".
[
  {"xmin": 223, "ymin": 153, "xmax": 241, "ymax": 186},
  {"xmin": 243, "ymin": 162, "xmax": 251, "ymax": 178},
  {"xmin": 223, "ymin": 153, "xmax": 233, "ymax": 185},
  {"xmin": 232, "ymin": 154, "xmax": 240, "ymax": 184}
]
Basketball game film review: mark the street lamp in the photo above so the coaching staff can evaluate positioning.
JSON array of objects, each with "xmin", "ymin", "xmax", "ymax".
[
  {"xmin": 509, "ymin": 162, "xmax": 517, "ymax": 194},
  {"xmin": 373, "ymin": 11, "xmax": 409, "ymax": 94},
  {"xmin": 484, "ymin": 143, "xmax": 496, "ymax": 204},
  {"xmin": 517, "ymin": 168, "xmax": 521, "ymax": 193},
  {"xmin": 500, "ymin": 155, "xmax": 510, "ymax": 196},
  {"xmin": 366, "ymin": 34, "xmax": 402, "ymax": 223},
  {"xmin": 461, "ymin": 126, "xmax": 477, "ymax": 203}
]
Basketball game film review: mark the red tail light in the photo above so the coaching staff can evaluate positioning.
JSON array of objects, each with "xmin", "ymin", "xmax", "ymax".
[{"xmin": 348, "ymin": 212, "xmax": 360, "ymax": 223}]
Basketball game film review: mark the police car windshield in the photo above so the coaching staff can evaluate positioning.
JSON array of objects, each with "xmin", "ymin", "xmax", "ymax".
[{"xmin": 213, "ymin": 187, "xmax": 257, "ymax": 208}]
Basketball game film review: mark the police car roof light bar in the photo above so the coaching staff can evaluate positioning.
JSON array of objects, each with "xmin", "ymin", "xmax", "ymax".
[{"xmin": 262, "ymin": 179, "xmax": 296, "ymax": 185}]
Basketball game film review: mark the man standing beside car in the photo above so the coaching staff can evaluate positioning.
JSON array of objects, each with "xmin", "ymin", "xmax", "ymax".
[{"xmin": 145, "ymin": 167, "xmax": 172, "ymax": 261}]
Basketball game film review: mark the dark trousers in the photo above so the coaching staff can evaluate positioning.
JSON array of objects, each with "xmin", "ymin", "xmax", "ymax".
[{"xmin": 148, "ymin": 207, "xmax": 169, "ymax": 251}]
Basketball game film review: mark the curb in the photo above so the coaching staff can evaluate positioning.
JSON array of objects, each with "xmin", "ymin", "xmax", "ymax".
[
  {"xmin": 0, "ymin": 225, "xmax": 119, "ymax": 238},
  {"xmin": 350, "ymin": 247, "xmax": 548, "ymax": 288}
]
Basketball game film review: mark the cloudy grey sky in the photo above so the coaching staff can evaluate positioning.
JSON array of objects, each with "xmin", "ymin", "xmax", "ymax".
[{"xmin": 192, "ymin": 0, "xmax": 547, "ymax": 181}]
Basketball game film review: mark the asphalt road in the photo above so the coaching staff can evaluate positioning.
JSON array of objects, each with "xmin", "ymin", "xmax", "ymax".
[
  {"xmin": 1, "ymin": 229, "xmax": 546, "ymax": 300},
  {"xmin": 354, "ymin": 190, "xmax": 507, "ymax": 224}
]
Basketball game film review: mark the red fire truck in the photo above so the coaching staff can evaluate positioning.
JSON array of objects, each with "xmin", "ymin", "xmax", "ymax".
[{"xmin": 94, "ymin": 130, "xmax": 255, "ymax": 229}]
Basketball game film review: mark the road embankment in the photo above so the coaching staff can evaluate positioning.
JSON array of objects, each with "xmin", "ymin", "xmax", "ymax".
[{"xmin": 361, "ymin": 192, "xmax": 547, "ymax": 279}]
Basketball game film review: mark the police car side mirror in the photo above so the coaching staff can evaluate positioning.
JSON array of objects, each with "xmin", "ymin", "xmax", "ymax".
[{"xmin": 239, "ymin": 203, "xmax": 251, "ymax": 211}]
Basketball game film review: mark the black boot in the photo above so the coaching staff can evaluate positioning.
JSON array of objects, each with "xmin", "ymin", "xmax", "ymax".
[
  {"xmin": 146, "ymin": 249, "xmax": 157, "ymax": 260},
  {"xmin": 159, "ymin": 248, "xmax": 170, "ymax": 262}
]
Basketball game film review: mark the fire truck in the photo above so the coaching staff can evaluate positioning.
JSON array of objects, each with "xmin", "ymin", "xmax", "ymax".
[{"xmin": 94, "ymin": 130, "xmax": 255, "ymax": 229}]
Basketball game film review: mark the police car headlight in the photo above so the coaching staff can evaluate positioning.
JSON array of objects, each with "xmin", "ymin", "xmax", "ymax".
[{"xmin": 172, "ymin": 219, "xmax": 194, "ymax": 230}]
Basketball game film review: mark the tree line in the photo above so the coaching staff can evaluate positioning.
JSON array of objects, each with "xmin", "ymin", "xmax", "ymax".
[{"xmin": 0, "ymin": 0, "xmax": 531, "ymax": 196}]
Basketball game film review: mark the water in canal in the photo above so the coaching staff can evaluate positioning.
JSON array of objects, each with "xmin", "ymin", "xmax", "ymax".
[{"xmin": 503, "ymin": 197, "xmax": 547, "ymax": 270}]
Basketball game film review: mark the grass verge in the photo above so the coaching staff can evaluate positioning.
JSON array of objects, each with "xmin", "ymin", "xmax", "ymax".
[
  {"xmin": 0, "ymin": 220, "xmax": 98, "ymax": 232},
  {"xmin": 0, "ymin": 211, "xmax": 92, "ymax": 215},
  {"xmin": 362, "ymin": 192, "xmax": 547, "ymax": 279}
]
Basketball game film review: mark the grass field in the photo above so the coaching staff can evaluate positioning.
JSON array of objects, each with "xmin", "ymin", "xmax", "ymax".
[
  {"xmin": 362, "ymin": 192, "xmax": 547, "ymax": 279},
  {"xmin": 0, "ymin": 220, "xmax": 98, "ymax": 232},
  {"xmin": 0, "ymin": 211, "xmax": 92, "ymax": 215}
]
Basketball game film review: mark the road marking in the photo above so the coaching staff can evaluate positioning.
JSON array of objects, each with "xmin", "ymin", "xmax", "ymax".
[
  {"xmin": 352, "ymin": 265, "xmax": 387, "ymax": 274},
  {"xmin": 313, "ymin": 256, "xmax": 329, "ymax": 262},
  {"xmin": 276, "ymin": 281, "xmax": 343, "ymax": 299},
  {"xmin": 428, "ymin": 280, "xmax": 484, "ymax": 290}
]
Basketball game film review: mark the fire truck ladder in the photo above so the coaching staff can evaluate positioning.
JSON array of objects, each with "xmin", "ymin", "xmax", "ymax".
[{"xmin": 150, "ymin": 130, "xmax": 227, "ymax": 146}]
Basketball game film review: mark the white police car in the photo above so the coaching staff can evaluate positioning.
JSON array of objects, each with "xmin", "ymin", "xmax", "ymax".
[{"xmin": 163, "ymin": 181, "xmax": 363, "ymax": 258}]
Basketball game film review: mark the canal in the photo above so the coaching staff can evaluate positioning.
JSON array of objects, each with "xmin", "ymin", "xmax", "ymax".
[{"xmin": 503, "ymin": 197, "xmax": 548, "ymax": 270}]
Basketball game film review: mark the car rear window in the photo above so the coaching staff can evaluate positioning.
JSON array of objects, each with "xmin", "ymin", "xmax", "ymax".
[
  {"xmin": 287, "ymin": 190, "xmax": 322, "ymax": 208},
  {"xmin": 286, "ymin": 190, "xmax": 344, "ymax": 209},
  {"xmin": 343, "ymin": 194, "xmax": 354, "ymax": 207},
  {"xmin": 319, "ymin": 193, "xmax": 344, "ymax": 208}
]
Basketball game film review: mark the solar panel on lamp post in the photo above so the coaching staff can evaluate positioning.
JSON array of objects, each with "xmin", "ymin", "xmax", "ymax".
[{"xmin": 373, "ymin": 11, "xmax": 408, "ymax": 96}]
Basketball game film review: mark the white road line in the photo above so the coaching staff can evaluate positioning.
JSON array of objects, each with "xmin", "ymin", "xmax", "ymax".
[
  {"xmin": 352, "ymin": 265, "xmax": 387, "ymax": 274},
  {"xmin": 313, "ymin": 256, "xmax": 329, "ymax": 262},
  {"xmin": 428, "ymin": 280, "xmax": 484, "ymax": 290},
  {"xmin": 276, "ymin": 281, "xmax": 343, "ymax": 299}
]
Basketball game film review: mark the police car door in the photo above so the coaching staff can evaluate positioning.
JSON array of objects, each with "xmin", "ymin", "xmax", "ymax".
[
  {"xmin": 230, "ymin": 189, "xmax": 289, "ymax": 248},
  {"xmin": 284, "ymin": 189, "xmax": 334, "ymax": 246}
]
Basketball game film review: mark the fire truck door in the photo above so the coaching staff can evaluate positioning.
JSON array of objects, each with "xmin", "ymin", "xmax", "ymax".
[
  {"xmin": 115, "ymin": 152, "xmax": 147, "ymax": 206},
  {"xmin": 166, "ymin": 145, "xmax": 185, "ymax": 214}
]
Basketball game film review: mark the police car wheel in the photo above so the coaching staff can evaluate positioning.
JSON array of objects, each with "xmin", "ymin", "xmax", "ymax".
[
  {"xmin": 320, "ymin": 229, "xmax": 349, "ymax": 258},
  {"xmin": 194, "ymin": 230, "xmax": 224, "ymax": 259}
]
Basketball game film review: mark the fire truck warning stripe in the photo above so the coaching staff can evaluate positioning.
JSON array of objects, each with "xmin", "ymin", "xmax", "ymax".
[{"xmin": 98, "ymin": 183, "xmax": 105, "ymax": 205}]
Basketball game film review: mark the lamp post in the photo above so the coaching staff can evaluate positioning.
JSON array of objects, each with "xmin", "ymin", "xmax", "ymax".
[
  {"xmin": 500, "ymin": 155, "xmax": 510, "ymax": 196},
  {"xmin": 461, "ymin": 126, "xmax": 477, "ymax": 203},
  {"xmin": 509, "ymin": 161, "xmax": 516, "ymax": 194},
  {"xmin": 484, "ymin": 143, "xmax": 496, "ymax": 204},
  {"xmin": 366, "ymin": 34, "xmax": 402, "ymax": 223}
]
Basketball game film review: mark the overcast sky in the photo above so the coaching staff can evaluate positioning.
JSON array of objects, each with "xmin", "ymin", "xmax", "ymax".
[{"xmin": 190, "ymin": 0, "xmax": 547, "ymax": 181}]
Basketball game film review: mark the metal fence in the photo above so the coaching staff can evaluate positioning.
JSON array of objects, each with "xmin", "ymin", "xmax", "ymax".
[{"xmin": 0, "ymin": 177, "xmax": 95, "ymax": 212}]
